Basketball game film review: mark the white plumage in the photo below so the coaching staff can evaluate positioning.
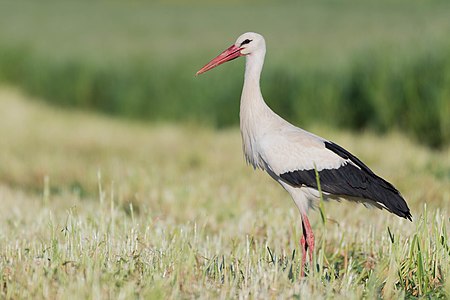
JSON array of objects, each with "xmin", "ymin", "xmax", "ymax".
[{"xmin": 197, "ymin": 32, "xmax": 411, "ymax": 276}]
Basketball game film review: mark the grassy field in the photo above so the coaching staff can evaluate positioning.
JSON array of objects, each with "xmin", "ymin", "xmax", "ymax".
[
  {"xmin": 0, "ymin": 86, "xmax": 449, "ymax": 299},
  {"xmin": 0, "ymin": 1, "xmax": 449, "ymax": 147}
]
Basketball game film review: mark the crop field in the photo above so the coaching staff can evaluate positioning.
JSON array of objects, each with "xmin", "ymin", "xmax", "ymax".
[{"xmin": 0, "ymin": 87, "xmax": 449, "ymax": 299}]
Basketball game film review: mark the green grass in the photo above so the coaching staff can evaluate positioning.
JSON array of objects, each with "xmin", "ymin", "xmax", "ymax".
[
  {"xmin": 0, "ymin": 1, "xmax": 449, "ymax": 147},
  {"xmin": 0, "ymin": 87, "xmax": 449, "ymax": 299}
]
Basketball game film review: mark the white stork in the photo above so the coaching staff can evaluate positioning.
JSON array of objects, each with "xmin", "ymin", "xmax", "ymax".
[{"xmin": 196, "ymin": 32, "xmax": 412, "ymax": 276}]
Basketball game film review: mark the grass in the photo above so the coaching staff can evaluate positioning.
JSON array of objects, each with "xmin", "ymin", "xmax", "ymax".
[
  {"xmin": 0, "ymin": 1, "xmax": 450, "ymax": 147},
  {"xmin": 0, "ymin": 86, "xmax": 449, "ymax": 299}
]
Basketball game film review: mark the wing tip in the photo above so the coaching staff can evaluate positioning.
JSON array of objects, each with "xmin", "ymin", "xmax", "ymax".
[
  {"xmin": 404, "ymin": 211, "xmax": 413, "ymax": 222},
  {"xmin": 386, "ymin": 195, "xmax": 412, "ymax": 222}
]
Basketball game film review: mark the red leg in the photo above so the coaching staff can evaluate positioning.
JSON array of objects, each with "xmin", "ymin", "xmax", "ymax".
[
  {"xmin": 300, "ymin": 213, "xmax": 315, "ymax": 276},
  {"xmin": 300, "ymin": 234, "xmax": 307, "ymax": 277}
]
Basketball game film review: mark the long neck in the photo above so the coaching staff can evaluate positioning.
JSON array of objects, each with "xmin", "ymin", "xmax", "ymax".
[
  {"xmin": 240, "ymin": 50, "xmax": 270, "ymax": 126},
  {"xmin": 239, "ymin": 49, "xmax": 272, "ymax": 168}
]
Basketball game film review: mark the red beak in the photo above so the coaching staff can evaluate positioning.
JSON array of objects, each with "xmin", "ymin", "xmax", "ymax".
[{"xmin": 196, "ymin": 44, "xmax": 243, "ymax": 75}]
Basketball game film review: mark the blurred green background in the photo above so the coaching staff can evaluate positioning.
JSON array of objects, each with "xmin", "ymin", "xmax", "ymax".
[{"xmin": 0, "ymin": 0, "xmax": 449, "ymax": 147}]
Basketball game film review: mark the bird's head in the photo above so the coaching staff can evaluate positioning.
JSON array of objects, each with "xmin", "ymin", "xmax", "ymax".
[{"xmin": 196, "ymin": 32, "xmax": 265, "ymax": 75}]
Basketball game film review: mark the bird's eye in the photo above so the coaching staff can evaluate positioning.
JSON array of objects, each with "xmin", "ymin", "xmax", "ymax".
[{"xmin": 240, "ymin": 39, "xmax": 252, "ymax": 46}]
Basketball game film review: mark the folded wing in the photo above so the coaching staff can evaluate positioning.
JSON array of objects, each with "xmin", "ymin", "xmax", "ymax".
[{"xmin": 259, "ymin": 128, "xmax": 412, "ymax": 220}]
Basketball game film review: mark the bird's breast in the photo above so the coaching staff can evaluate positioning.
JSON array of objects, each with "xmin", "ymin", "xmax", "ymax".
[
  {"xmin": 239, "ymin": 118, "xmax": 269, "ymax": 171},
  {"xmin": 240, "ymin": 129, "xmax": 260, "ymax": 169}
]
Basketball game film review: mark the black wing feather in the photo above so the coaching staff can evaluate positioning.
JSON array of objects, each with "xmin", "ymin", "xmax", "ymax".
[{"xmin": 280, "ymin": 141, "xmax": 412, "ymax": 221}]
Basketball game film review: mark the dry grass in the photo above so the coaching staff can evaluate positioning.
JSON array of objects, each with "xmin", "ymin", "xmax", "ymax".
[{"xmin": 0, "ymin": 87, "xmax": 449, "ymax": 299}]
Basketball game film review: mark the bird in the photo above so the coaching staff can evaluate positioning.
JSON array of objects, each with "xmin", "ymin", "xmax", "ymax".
[{"xmin": 196, "ymin": 32, "xmax": 412, "ymax": 276}]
